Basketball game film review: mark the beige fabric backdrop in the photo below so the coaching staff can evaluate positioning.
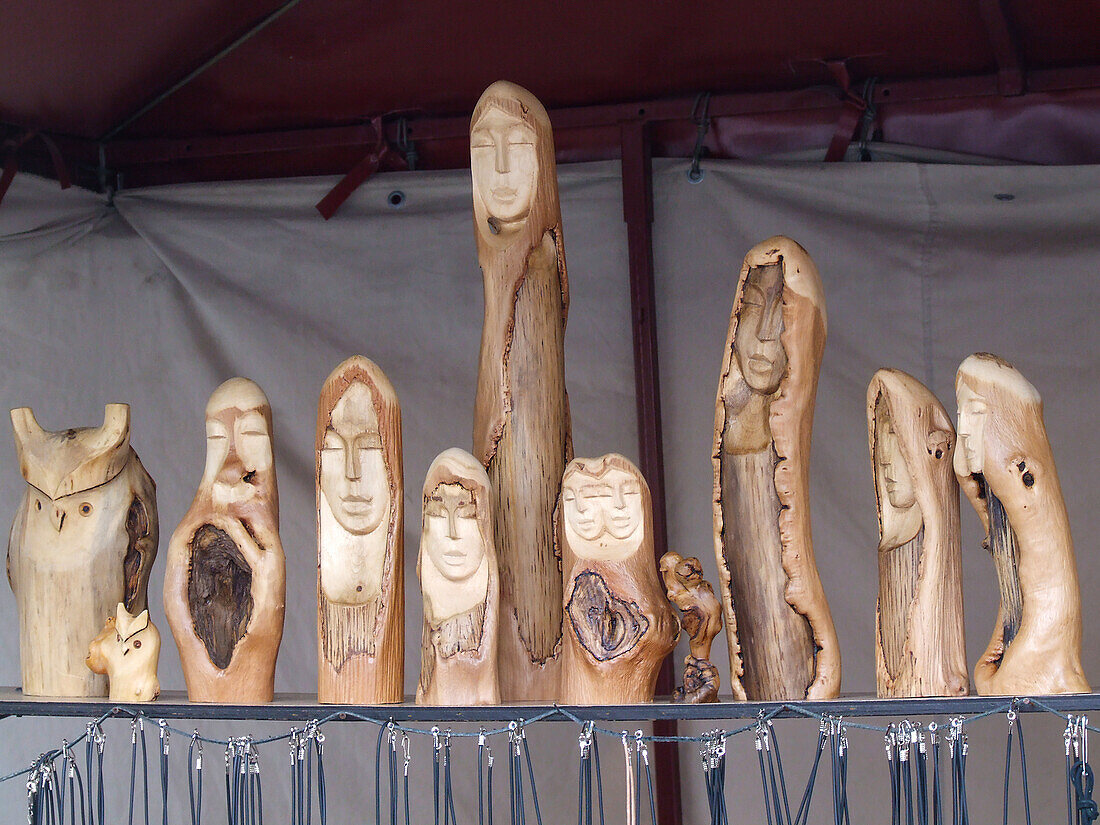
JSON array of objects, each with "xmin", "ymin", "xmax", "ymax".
[{"xmin": 0, "ymin": 156, "xmax": 1097, "ymax": 821}]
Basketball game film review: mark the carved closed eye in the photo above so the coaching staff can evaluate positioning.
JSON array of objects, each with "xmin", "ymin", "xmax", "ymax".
[{"xmin": 79, "ymin": 502, "xmax": 93, "ymax": 516}]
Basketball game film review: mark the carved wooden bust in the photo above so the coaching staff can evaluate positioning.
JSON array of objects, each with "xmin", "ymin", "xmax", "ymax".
[
  {"xmin": 559, "ymin": 454, "xmax": 677, "ymax": 704},
  {"xmin": 867, "ymin": 369, "xmax": 968, "ymax": 698},
  {"xmin": 164, "ymin": 378, "xmax": 285, "ymax": 703},
  {"xmin": 471, "ymin": 80, "xmax": 571, "ymax": 701},
  {"xmin": 8, "ymin": 404, "xmax": 158, "ymax": 697},
  {"xmin": 416, "ymin": 448, "xmax": 500, "ymax": 705},
  {"xmin": 317, "ymin": 356, "xmax": 404, "ymax": 704},
  {"xmin": 712, "ymin": 236, "xmax": 839, "ymax": 701},
  {"xmin": 954, "ymin": 353, "xmax": 1088, "ymax": 695}
]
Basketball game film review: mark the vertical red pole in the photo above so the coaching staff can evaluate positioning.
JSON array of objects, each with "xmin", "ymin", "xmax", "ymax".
[{"xmin": 620, "ymin": 118, "xmax": 683, "ymax": 825}]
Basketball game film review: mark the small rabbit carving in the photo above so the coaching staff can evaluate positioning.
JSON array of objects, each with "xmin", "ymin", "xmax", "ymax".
[{"xmin": 86, "ymin": 603, "xmax": 161, "ymax": 702}]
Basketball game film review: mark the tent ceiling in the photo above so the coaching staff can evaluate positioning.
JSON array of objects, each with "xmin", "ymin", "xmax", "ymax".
[{"xmin": 4, "ymin": 0, "xmax": 1100, "ymax": 186}]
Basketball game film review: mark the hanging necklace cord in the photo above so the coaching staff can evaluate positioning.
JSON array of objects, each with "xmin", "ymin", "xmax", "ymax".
[{"xmin": 1003, "ymin": 701, "xmax": 1033, "ymax": 825}]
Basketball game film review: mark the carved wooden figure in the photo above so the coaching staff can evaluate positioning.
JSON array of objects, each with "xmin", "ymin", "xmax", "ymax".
[
  {"xmin": 712, "ymin": 236, "xmax": 839, "ymax": 702},
  {"xmin": 867, "ymin": 369, "xmax": 968, "ymax": 698},
  {"xmin": 954, "ymin": 353, "xmax": 1088, "ymax": 695},
  {"xmin": 416, "ymin": 448, "xmax": 500, "ymax": 705},
  {"xmin": 164, "ymin": 378, "xmax": 285, "ymax": 703},
  {"xmin": 86, "ymin": 603, "xmax": 161, "ymax": 702},
  {"xmin": 8, "ymin": 404, "xmax": 157, "ymax": 697},
  {"xmin": 559, "ymin": 455, "xmax": 677, "ymax": 704},
  {"xmin": 659, "ymin": 552, "xmax": 722, "ymax": 703},
  {"xmin": 316, "ymin": 356, "xmax": 404, "ymax": 704},
  {"xmin": 471, "ymin": 80, "xmax": 572, "ymax": 701}
]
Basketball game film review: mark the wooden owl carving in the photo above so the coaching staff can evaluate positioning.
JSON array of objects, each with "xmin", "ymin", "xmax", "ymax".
[{"xmin": 7, "ymin": 404, "xmax": 158, "ymax": 697}]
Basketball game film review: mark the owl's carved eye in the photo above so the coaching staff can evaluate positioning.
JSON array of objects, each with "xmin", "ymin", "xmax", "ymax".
[
  {"xmin": 35, "ymin": 500, "xmax": 41, "ymax": 511},
  {"xmin": 133, "ymin": 639, "xmax": 142, "ymax": 649},
  {"xmin": 79, "ymin": 503, "xmax": 93, "ymax": 516}
]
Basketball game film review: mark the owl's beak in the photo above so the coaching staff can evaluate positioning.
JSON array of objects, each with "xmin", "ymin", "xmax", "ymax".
[{"xmin": 50, "ymin": 507, "xmax": 65, "ymax": 532}]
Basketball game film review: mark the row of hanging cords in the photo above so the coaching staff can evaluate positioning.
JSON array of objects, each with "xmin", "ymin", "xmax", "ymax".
[
  {"xmin": 634, "ymin": 731, "xmax": 657, "ymax": 824},
  {"xmin": 577, "ymin": 723, "xmax": 593, "ymax": 825},
  {"xmin": 700, "ymin": 730, "xmax": 727, "ymax": 825},
  {"xmin": 1003, "ymin": 699, "xmax": 1033, "ymax": 825},
  {"xmin": 885, "ymin": 724, "xmax": 900, "ymax": 825},
  {"xmin": 188, "ymin": 730, "xmax": 202, "ymax": 825},
  {"xmin": 58, "ymin": 739, "xmax": 86, "ymax": 825},
  {"xmin": 84, "ymin": 722, "xmax": 105, "ymax": 825},
  {"xmin": 1066, "ymin": 713, "xmax": 1098, "ymax": 824},
  {"xmin": 27, "ymin": 751, "xmax": 52, "ymax": 825},
  {"xmin": 128, "ymin": 718, "xmax": 150, "ymax": 825},
  {"xmin": 829, "ymin": 716, "xmax": 851, "ymax": 825},
  {"xmin": 947, "ymin": 716, "xmax": 969, "ymax": 825}
]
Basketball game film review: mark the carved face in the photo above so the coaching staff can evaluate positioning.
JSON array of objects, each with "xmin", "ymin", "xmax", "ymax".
[
  {"xmin": 205, "ymin": 401, "xmax": 272, "ymax": 507},
  {"xmin": 423, "ymin": 482, "xmax": 484, "ymax": 582},
  {"xmin": 471, "ymin": 105, "xmax": 538, "ymax": 227},
  {"xmin": 562, "ymin": 467, "xmax": 643, "ymax": 558},
  {"xmin": 734, "ymin": 264, "xmax": 787, "ymax": 394},
  {"xmin": 955, "ymin": 381, "xmax": 988, "ymax": 475},
  {"xmin": 320, "ymin": 382, "xmax": 390, "ymax": 535},
  {"xmin": 875, "ymin": 412, "xmax": 917, "ymax": 511}
]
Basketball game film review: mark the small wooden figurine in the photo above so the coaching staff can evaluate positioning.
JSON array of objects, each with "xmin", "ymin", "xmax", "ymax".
[
  {"xmin": 164, "ymin": 378, "xmax": 286, "ymax": 703},
  {"xmin": 416, "ymin": 448, "xmax": 500, "ymax": 705},
  {"xmin": 316, "ymin": 356, "xmax": 404, "ymax": 704},
  {"xmin": 86, "ymin": 602, "xmax": 161, "ymax": 702},
  {"xmin": 712, "ymin": 236, "xmax": 839, "ymax": 701},
  {"xmin": 954, "ymin": 353, "xmax": 1089, "ymax": 695},
  {"xmin": 559, "ymin": 455, "xmax": 678, "ymax": 704},
  {"xmin": 867, "ymin": 369, "xmax": 968, "ymax": 698},
  {"xmin": 8, "ymin": 403, "xmax": 158, "ymax": 697},
  {"xmin": 659, "ymin": 552, "xmax": 722, "ymax": 703},
  {"xmin": 471, "ymin": 80, "xmax": 572, "ymax": 701}
]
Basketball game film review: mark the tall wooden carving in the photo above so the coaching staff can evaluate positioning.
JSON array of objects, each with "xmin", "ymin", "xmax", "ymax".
[
  {"xmin": 164, "ymin": 378, "xmax": 285, "ymax": 703},
  {"xmin": 712, "ymin": 236, "xmax": 839, "ymax": 701},
  {"xmin": 8, "ymin": 404, "xmax": 157, "ymax": 697},
  {"xmin": 416, "ymin": 448, "xmax": 499, "ymax": 705},
  {"xmin": 470, "ymin": 80, "xmax": 571, "ymax": 701},
  {"xmin": 559, "ymin": 455, "xmax": 677, "ymax": 704},
  {"xmin": 867, "ymin": 369, "xmax": 968, "ymax": 698},
  {"xmin": 316, "ymin": 356, "xmax": 404, "ymax": 704},
  {"xmin": 954, "ymin": 353, "xmax": 1088, "ymax": 695}
]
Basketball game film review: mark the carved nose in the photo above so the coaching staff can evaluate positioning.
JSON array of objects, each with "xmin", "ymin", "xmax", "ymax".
[
  {"xmin": 494, "ymin": 140, "xmax": 509, "ymax": 174},
  {"xmin": 446, "ymin": 509, "xmax": 459, "ymax": 539},
  {"xmin": 344, "ymin": 446, "xmax": 362, "ymax": 481},
  {"xmin": 757, "ymin": 299, "xmax": 783, "ymax": 341},
  {"xmin": 51, "ymin": 507, "xmax": 65, "ymax": 532}
]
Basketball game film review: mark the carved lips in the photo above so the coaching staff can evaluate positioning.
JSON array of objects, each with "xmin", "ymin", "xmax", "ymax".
[{"xmin": 566, "ymin": 571, "xmax": 649, "ymax": 662}]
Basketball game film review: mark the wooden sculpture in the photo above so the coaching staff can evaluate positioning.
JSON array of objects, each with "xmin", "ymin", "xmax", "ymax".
[
  {"xmin": 559, "ymin": 455, "xmax": 677, "ymax": 704},
  {"xmin": 316, "ymin": 356, "xmax": 404, "ymax": 704},
  {"xmin": 712, "ymin": 236, "xmax": 839, "ymax": 702},
  {"xmin": 164, "ymin": 378, "xmax": 285, "ymax": 703},
  {"xmin": 954, "ymin": 353, "xmax": 1089, "ymax": 695},
  {"xmin": 470, "ymin": 80, "xmax": 571, "ymax": 701},
  {"xmin": 8, "ymin": 404, "xmax": 158, "ymax": 697},
  {"xmin": 867, "ymin": 369, "xmax": 968, "ymax": 698},
  {"xmin": 416, "ymin": 448, "xmax": 500, "ymax": 705},
  {"xmin": 659, "ymin": 552, "xmax": 722, "ymax": 703},
  {"xmin": 86, "ymin": 602, "xmax": 161, "ymax": 702}
]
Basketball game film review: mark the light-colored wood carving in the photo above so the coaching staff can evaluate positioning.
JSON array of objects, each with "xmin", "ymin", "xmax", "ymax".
[
  {"xmin": 470, "ymin": 80, "xmax": 571, "ymax": 701},
  {"xmin": 86, "ymin": 602, "xmax": 161, "ymax": 702},
  {"xmin": 954, "ymin": 353, "xmax": 1088, "ymax": 695},
  {"xmin": 559, "ymin": 455, "xmax": 678, "ymax": 704},
  {"xmin": 712, "ymin": 236, "xmax": 839, "ymax": 702},
  {"xmin": 316, "ymin": 356, "xmax": 404, "ymax": 704},
  {"xmin": 8, "ymin": 404, "xmax": 158, "ymax": 697},
  {"xmin": 867, "ymin": 369, "xmax": 968, "ymax": 698},
  {"xmin": 659, "ymin": 552, "xmax": 722, "ymax": 703},
  {"xmin": 164, "ymin": 378, "xmax": 285, "ymax": 704},
  {"xmin": 416, "ymin": 448, "xmax": 499, "ymax": 705}
]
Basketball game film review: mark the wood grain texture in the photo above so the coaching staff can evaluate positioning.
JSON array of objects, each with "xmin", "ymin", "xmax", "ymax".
[
  {"xmin": 416, "ymin": 448, "xmax": 500, "ymax": 705},
  {"xmin": 867, "ymin": 369, "xmax": 968, "ymax": 698},
  {"xmin": 712, "ymin": 237, "xmax": 839, "ymax": 701},
  {"xmin": 660, "ymin": 552, "xmax": 722, "ymax": 703},
  {"xmin": 164, "ymin": 378, "xmax": 285, "ymax": 704},
  {"xmin": 316, "ymin": 357, "xmax": 404, "ymax": 704},
  {"xmin": 559, "ymin": 455, "xmax": 678, "ymax": 704},
  {"xmin": 471, "ymin": 81, "xmax": 571, "ymax": 701},
  {"xmin": 8, "ymin": 404, "xmax": 158, "ymax": 698},
  {"xmin": 85, "ymin": 602, "xmax": 161, "ymax": 702},
  {"xmin": 955, "ymin": 353, "xmax": 1089, "ymax": 695}
]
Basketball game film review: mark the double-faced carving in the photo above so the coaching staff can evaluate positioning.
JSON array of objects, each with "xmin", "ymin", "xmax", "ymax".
[
  {"xmin": 954, "ymin": 354, "xmax": 1088, "ymax": 695},
  {"xmin": 559, "ymin": 455, "xmax": 677, "ymax": 704},
  {"xmin": 164, "ymin": 378, "xmax": 285, "ymax": 703},
  {"xmin": 471, "ymin": 80, "xmax": 572, "ymax": 701},
  {"xmin": 712, "ymin": 237, "xmax": 839, "ymax": 701},
  {"xmin": 316, "ymin": 356, "xmax": 403, "ymax": 704},
  {"xmin": 416, "ymin": 448, "xmax": 499, "ymax": 705},
  {"xmin": 867, "ymin": 369, "xmax": 968, "ymax": 698},
  {"xmin": 8, "ymin": 404, "xmax": 158, "ymax": 697}
]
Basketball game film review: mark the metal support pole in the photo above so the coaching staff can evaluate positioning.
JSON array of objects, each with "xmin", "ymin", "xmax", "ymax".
[{"xmin": 620, "ymin": 118, "xmax": 683, "ymax": 825}]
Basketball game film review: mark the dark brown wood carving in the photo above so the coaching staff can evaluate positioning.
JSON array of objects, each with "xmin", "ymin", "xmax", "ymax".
[{"xmin": 187, "ymin": 524, "xmax": 254, "ymax": 670}]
